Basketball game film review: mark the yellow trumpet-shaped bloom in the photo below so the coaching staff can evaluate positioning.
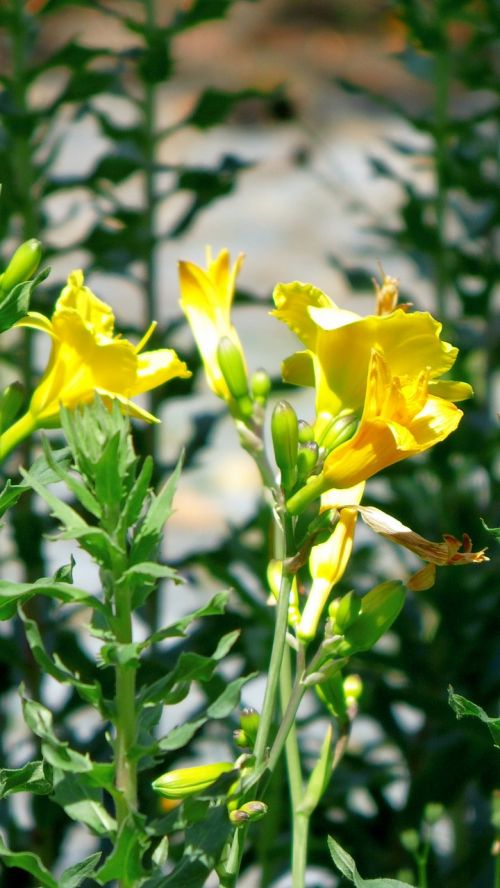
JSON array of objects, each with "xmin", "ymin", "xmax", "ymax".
[
  {"xmin": 273, "ymin": 282, "xmax": 472, "ymax": 510},
  {"xmin": 178, "ymin": 247, "xmax": 246, "ymax": 401},
  {"xmin": 17, "ymin": 270, "xmax": 190, "ymax": 426},
  {"xmin": 297, "ymin": 482, "xmax": 365, "ymax": 641}
]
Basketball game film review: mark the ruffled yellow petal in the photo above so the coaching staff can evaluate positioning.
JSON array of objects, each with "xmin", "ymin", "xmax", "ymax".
[
  {"xmin": 131, "ymin": 349, "xmax": 191, "ymax": 396},
  {"xmin": 271, "ymin": 281, "xmax": 335, "ymax": 350}
]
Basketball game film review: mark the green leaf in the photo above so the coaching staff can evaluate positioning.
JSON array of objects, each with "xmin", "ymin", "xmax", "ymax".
[
  {"xmin": 157, "ymin": 718, "xmax": 207, "ymax": 752},
  {"xmin": 206, "ymin": 672, "xmax": 256, "ymax": 719},
  {"xmin": 146, "ymin": 590, "xmax": 231, "ymax": 646},
  {"xmin": 0, "ymin": 760, "xmax": 53, "ymax": 798},
  {"xmin": 327, "ymin": 836, "xmax": 416, "ymax": 887},
  {"xmin": 59, "ymin": 852, "xmax": 102, "ymax": 888},
  {"xmin": 186, "ymin": 86, "xmax": 266, "ymax": 129},
  {"xmin": 0, "ymin": 266, "xmax": 50, "ymax": 333},
  {"xmin": 0, "ymin": 835, "xmax": 58, "ymax": 887},
  {"xmin": 95, "ymin": 815, "xmax": 149, "ymax": 885},
  {"xmin": 20, "ymin": 465, "xmax": 89, "ymax": 533},
  {"xmin": 52, "ymin": 770, "xmax": 116, "ymax": 836},
  {"xmin": 117, "ymin": 454, "xmax": 153, "ymax": 536},
  {"xmin": 0, "ymin": 576, "xmax": 104, "ymax": 620},
  {"xmin": 448, "ymin": 687, "xmax": 500, "ymax": 748},
  {"xmin": 160, "ymin": 802, "xmax": 231, "ymax": 888},
  {"xmin": 480, "ymin": 518, "xmax": 500, "ymax": 540},
  {"xmin": 40, "ymin": 437, "xmax": 102, "ymax": 519},
  {"xmin": 131, "ymin": 453, "xmax": 183, "ymax": 563},
  {"xmin": 19, "ymin": 607, "xmax": 105, "ymax": 710}
]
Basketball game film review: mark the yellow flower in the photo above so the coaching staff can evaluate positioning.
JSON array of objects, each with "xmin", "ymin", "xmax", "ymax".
[
  {"xmin": 178, "ymin": 247, "xmax": 246, "ymax": 401},
  {"xmin": 297, "ymin": 482, "xmax": 365, "ymax": 640},
  {"xmin": 273, "ymin": 282, "xmax": 472, "ymax": 511},
  {"xmin": 17, "ymin": 269, "xmax": 190, "ymax": 426}
]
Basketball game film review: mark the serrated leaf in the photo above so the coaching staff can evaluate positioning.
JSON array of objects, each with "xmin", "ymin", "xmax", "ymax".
[
  {"xmin": 52, "ymin": 771, "xmax": 116, "ymax": 836},
  {"xmin": 117, "ymin": 455, "xmax": 153, "ymax": 537},
  {"xmin": 0, "ymin": 835, "xmax": 58, "ymax": 887},
  {"xmin": 146, "ymin": 590, "xmax": 230, "ymax": 646},
  {"xmin": 95, "ymin": 814, "xmax": 149, "ymax": 885},
  {"xmin": 40, "ymin": 437, "xmax": 101, "ymax": 519},
  {"xmin": 448, "ymin": 687, "xmax": 500, "ymax": 748},
  {"xmin": 59, "ymin": 852, "xmax": 102, "ymax": 888},
  {"xmin": 20, "ymin": 465, "xmax": 89, "ymax": 532},
  {"xmin": 131, "ymin": 454, "xmax": 183, "ymax": 563},
  {"xmin": 327, "ymin": 835, "xmax": 416, "ymax": 887},
  {"xmin": 0, "ymin": 761, "xmax": 53, "ymax": 798},
  {"xmin": 0, "ymin": 576, "xmax": 104, "ymax": 620}
]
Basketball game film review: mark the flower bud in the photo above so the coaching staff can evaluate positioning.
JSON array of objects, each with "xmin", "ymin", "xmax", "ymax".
[
  {"xmin": 400, "ymin": 828, "xmax": 420, "ymax": 854},
  {"xmin": 217, "ymin": 336, "xmax": 250, "ymax": 404},
  {"xmin": 297, "ymin": 441, "xmax": 319, "ymax": 480},
  {"xmin": 424, "ymin": 802, "xmax": 444, "ymax": 825},
  {"xmin": 333, "ymin": 590, "xmax": 362, "ymax": 634},
  {"xmin": 271, "ymin": 400, "xmax": 299, "ymax": 492},
  {"xmin": 251, "ymin": 368, "xmax": 271, "ymax": 404},
  {"xmin": 343, "ymin": 673, "xmax": 363, "ymax": 705},
  {"xmin": 0, "ymin": 239, "xmax": 42, "ymax": 294},
  {"xmin": 298, "ymin": 420, "xmax": 315, "ymax": 444},
  {"xmin": 230, "ymin": 800, "xmax": 267, "ymax": 825},
  {"xmin": 152, "ymin": 761, "xmax": 234, "ymax": 799},
  {"xmin": 318, "ymin": 412, "xmax": 358, "ymax": 453},
  {"xmin": 240, "ymin": 707, "xmax": 260, "ymax": 747}
]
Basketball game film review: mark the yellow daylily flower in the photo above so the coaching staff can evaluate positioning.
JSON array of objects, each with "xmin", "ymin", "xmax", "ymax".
[
  {"xmin": 178, "ymin": 247, "xmax": 246, "ymax": 401},
  {"xmin": 0, "ymin": 270, "xmax": 190, "ymax": 460},
  {"xmin": 272, "ymin": 282, "xmax": 472, "ymax": 511},
  {"xmin": 297, "ymin": 482, "xmax": 365, "ymax": 641}
]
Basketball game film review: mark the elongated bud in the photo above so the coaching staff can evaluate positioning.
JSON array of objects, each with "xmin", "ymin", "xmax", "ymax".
[
  {"xmin": 0, "ymin": 239, "xmax": 42, "ymax": 293},
  {"xmin": 333, "ymin": 590, "xmax": 362, "ymax": 633},
  {"xmin": 318, "ymin": 412, "xmax": 358, "ymax": 453},
  {"xmin": 240, "ymin": 707, "xmax": 260, "ymax": 746},
  {"xmin": 152, "ymin": 761, "xmax": 233, "ymax": 799},
  {"xmin": 297, "ymin": 441, "xmax": 319, "ymax": 480},
  {"xmin": 217, "ymin": 336, "xmax": 252, "ymax": 415},
  {"xmin": 337, "ymin": 580, "xmax": 406, "ymax": 655},
  {"xmin": 0, "ymin": 382, "xmax": 24, "ymax": 432},
  {"xmin": 271, "ymin": 400, "xmax": 298, "ymax": 492},
  {"xmin": 229, "ymin": 800, "xmax": 268, "ymax": 825},
  {"xmin": 251, "ymin": 368, "xmax": 271, "ymax": 404},
  {"xmin": 298, "ymin": 420, "xmax": 315, "ymax": 444}
]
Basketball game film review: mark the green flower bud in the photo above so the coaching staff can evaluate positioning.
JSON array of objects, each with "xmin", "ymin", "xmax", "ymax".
[
  {"xmin": 298, "ymin": 420, "xmax": 315, "ymax": 444},
  {"xmin": 338, "ymin": 580, "xmax": 406, "ymax": 655},
  {"xmin": 0, "ymin": 382, "xmax": 24, "ymax": 432},
  {"xmin": 217, "ymin": 336, "xmax": 250, "ymax": 403},
  {"xmin": 343, "ymin": 673, "xmax": 363, "ymax": 705},
  {"xmin": 230, "ymin": 800, "xmax": 268, "ymax": 825},
  {"xmin": 424, "ymin": 802, "xmax": 444, "ymax": 825},
  {"xmin": 318, "ymin": 411, "xmax": 358, "ymax": 453},
  {"xmin": 297, "ymin": 441, "xmax": 319, "ymax": 480},
  {"xmin": 0, "ymin": 239, "xmax": 42, "ymax": 294},
  {"xmin": 240, "ymin": 707, "xmax": 260, "ymax": 747},
  {"xmin": 334, "ymin": 590, "xmax": 362, "ymax": 633},
  {"xmin": 152, "ymin": 761, "xmax": 234, "ymax": 799},
  {"xmin": 251, "ymin": 368, "xmax": 271, "ymax": 404},
  {"xmin": 271, "ymin": 400, "xmax": 298, "ymax": 492},
  {"xmin": 315, "ymin": 671, "xmax": 348, "ymax": 721},
  {"xmin": 400, "ymin": 828, "xmax": 420, "ymax": 854}
]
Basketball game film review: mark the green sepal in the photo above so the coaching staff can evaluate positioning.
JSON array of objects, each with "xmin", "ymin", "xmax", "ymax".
[{"xmin": 298, "ymin": 725, "xmax": 334, "ymax": 816}]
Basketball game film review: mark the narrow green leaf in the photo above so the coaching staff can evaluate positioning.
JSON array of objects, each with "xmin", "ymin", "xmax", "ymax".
[
  {"xmin": 52, "ymin": 771, "xmax": 116, "ymax": 836},
  {"xmin": 298, "ymin": 725, "xmax": 334, "ymax": 816},
  {"xmin": 117, "ymin": 454, "xmax": 153, "ymax": 536},
  {"xmin": 40, "ymin": 437, "xmax": 102, "ymax": 519},
  {"xmin": 0, "ymin": 836, "xmax": 58, "ymax": 887},
  {"xmin": 0, "ymin": 266, "xmax": 50, "ymax": 333},
  {"xmin": 0, "ymin": 576, "xmax": 104, "ymax": 620},
  {"xmin": 327, "ymin": 835, "xmax": 416, "ymax": 887},
  {"xmin": 0, "ymin": 761, "xmax": 53, "ymax": 798},
  {"xmin": 157, "ymin": 718, "xmax": 207, "ymax": 752},
  {"xmin": 448, "ymin": 687, "xmax": 500, "ymax": 748},
  {"xmin": 146, "ymin": 590, "xmax": 230, "ymax": 646},
  {"xmin": 131, "ymin": 453, "xmax": 183, "ymax": 563},
  {"xmin": 95, "ymin": 814, "xmax": 149, "ymax": 885},
  {"xmin": 160, "ymin": 802, "xmax": 231, "ymax": 888},
  {"xmin": 206, "ymin": 672, "xmax": 256, "ymax": 719},
  {"xmin": 59, "ymin": 852, "xmax": 102, "ymax": 888},
  {"xmin": 20, "ymin": 466, "xmax": 89, "ymax": 532}
]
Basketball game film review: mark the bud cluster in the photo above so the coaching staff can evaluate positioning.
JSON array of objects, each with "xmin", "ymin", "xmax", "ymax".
[{"xmin": 216, "ymin": 335, "xmax": 271, "ymax": 421}]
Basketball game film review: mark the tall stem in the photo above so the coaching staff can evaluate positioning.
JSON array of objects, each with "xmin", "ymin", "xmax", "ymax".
[
  {"xmin": 221, "ymin": 510, "xmax": 295, "ymax": 887},
  {"xmin": 280, "ymin": 645, "xmax": 310, "ymax": 888},
  {"xmin": 114, "ymin": 584, "xmax": 137, "ymax": 832}
]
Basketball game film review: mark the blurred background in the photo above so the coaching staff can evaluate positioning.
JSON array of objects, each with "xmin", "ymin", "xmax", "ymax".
[{"xmin": 0, "ymin": 0, "xmax": 498, "ymax": 885}]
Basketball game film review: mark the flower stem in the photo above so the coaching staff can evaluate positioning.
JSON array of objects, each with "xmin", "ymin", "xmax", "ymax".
[{"xmin": 0, "ymin": 411, "xmax": 36, "ymax": 463}]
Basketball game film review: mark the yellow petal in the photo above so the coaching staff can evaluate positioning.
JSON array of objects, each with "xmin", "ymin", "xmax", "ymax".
[
  {"xmin": 15, "ymin": 311, "xmax": 55, "ymax": 336},
  {"xmin": 130, "ymin": 349, "xmax": 191, "ymax": 396},
  {"xmin": 271, "ymin": 281, "xmax": 335, "ymax": 350}
]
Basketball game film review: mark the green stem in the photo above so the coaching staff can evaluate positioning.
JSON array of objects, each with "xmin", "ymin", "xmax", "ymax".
[
  {"xmin": 0, "ymin": 410, "xmax": 36, "ymax": 463},
  {"xmin": 114, "ymin": 584, "xmax": 137, "ymax": 833},
  {"xmin": 495, "ymin": 845, "xmax": 500, "ymax": 888},
  {"xmin": 280, "ymin": 645, "xmax": 309, "ymax": 888},
  {"xmin": 221, "ymin": 512, "xmax": 295, "ymax": 887},
  {"xmin": 417, "ymin": 854, "xmax": 428, "ymax": 888}
]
